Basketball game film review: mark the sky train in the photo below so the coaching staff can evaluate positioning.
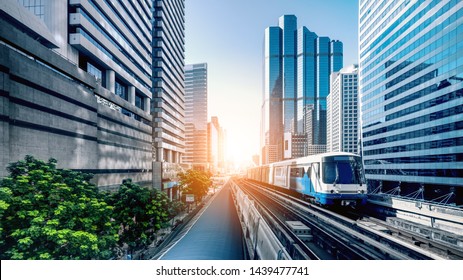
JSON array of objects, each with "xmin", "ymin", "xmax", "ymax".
[{"xmin": 247, "ymin": 152, "xmax": 368, "ymax": 206}]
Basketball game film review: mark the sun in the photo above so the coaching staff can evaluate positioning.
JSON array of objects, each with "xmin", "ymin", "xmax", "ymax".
[{"xmin": 225, "ymin": 137, "xmax": 256, "ymax": 169}]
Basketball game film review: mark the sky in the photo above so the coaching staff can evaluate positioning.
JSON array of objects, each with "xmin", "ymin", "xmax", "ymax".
[{"xmin": 184, "ymin": 0, "xmax": 359, "ymax": 167}]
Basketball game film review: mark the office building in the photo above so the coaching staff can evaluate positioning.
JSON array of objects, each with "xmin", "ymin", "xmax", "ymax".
[
  {"xmin": 359, "ymin": 0, "xmax": 463, "ymax": 205},
  {"xmin": 184, "ymin": 63, "xmax": 208, "ymax": 171},
  {"xmin": 327, "ymin": 65, "xmax": 359, "ymax": 154},
  {"xmin": 0, "ymin": 0, "xmax": 153, "ymax": 189},
  {"xmin": 208, "ymin": 116, "xmax": 225, "ymax": 173},
  {"xmin": 152, "ymin": 0, "xmax": 186, "ymax": 193},
  {"xmin": 262, "ymin": 15, "xmax": 343, "ymax": 164},
  {"xmin": 262, "ymin": 25, "xmax": 283, "ymax": 164}
]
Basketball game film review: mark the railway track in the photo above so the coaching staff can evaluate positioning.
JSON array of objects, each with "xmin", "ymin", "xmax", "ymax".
[{"xmin": 235, "ymin": 178, "xmax": 453, "ymax": 260}]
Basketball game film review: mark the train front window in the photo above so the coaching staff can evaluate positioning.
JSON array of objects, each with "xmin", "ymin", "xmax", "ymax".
[{"xmin": 322, "ymin": 156, "xmax": 365, "ymax": 184}]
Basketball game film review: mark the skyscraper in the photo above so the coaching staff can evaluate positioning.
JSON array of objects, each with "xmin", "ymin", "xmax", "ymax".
[
  {"xmin": 327, "ymin": 65, "xmax": 359, "ymax": 154},
  {"xmin": 184, "ymin": 63, "xmax": 208, "ymax": 171},
  {"xmin": 359, "ymin": 0, "xmax": 463, "ymax": 205},
  {"xmin": 280, "ymin": 15, "xmax": 297, "ymax": 133},
  {"xmin": 262, "ymin": 25, "xmax": 283, "ymax": 164},
  {"xmin": 152, "ymin": 0, "xmax": 186, "ymax": 192},
  {"xmin": 208, "ymin": 116, "xmax": 225, "ymax": 173},
  {"xmin": 0, "ymin": 0, "xmax": 153, "ymax": 189},
  {"xmin": 262, "ymin": 15, "xmax": 343, "ymax": 164}
]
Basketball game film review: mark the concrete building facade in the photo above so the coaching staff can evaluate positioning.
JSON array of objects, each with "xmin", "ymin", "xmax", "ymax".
[
  {"xmin": 0, "ymin": 0, "xmax": 153, "ymax": 189},
  {"xmin": 208, "ymin": 116, "xmax": 225, "ymax": 173},
  {"xmin": 151, "ymin": 0, "xmax": 186, "ymax": 192},
  {"xmin": 327, "ymin": 65, "xmax": 359, "ymax": 154}
]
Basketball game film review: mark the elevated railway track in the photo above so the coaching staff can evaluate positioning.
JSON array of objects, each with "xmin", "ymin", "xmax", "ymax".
[{"xmin": 234, "ymin": 178, "xmax": 462, "ymax": 260}]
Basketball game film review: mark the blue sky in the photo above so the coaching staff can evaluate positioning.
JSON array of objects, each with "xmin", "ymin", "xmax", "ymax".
[{"xmin": 185, "ymin": 0, "xmax": 359, "ymax": 165}]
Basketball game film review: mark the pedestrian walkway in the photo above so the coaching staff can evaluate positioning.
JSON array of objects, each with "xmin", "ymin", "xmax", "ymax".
[{"xmin": 153, "ymin": 182, "xmax": 244, "ymax": 260}]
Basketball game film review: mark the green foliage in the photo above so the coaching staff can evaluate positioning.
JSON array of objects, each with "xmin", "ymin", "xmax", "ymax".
[
  {"xmin": 0, "ymin": 156, "xmax": 119, "ymax": 259},
  {"xmin": 179, "ymin": 169, "xmax": 212, "ymax": 202},
  {"xmin": 107, "ymin": 180, "xmax": 170, "ymax": 252},
  {"xmin": 168, "ymin": 200, "xmax": 185, "ymax": 218}
]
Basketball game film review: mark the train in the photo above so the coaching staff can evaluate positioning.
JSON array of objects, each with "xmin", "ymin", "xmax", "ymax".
[{"xmin": 247, "ymin": 152, "xmax": 367, "ymax": 206}]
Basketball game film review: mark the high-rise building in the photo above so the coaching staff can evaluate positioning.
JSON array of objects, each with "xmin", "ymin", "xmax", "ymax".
[
  {"xmin": 184, "ymin": 63, "xmax": 208, "ymax": 171},
  {"xmin": 280, "ymin": 15, "xmax": 297, "ymax": 134},
  {"xmin": 327, "ymin": 65, "xmax": 359, "ymax": 154},
  {"xmin": 359, "ymin": 0, "xmax": 463, "ymax": 205},
  {"xmin": 261, "ymin": 25, "xmax": 283, "ymax": 164},
  {"xmin": 152, "ymin": 0, "xmax": 186, "ymax": 192},
  {"xmin": 208, "ymin": 116, "xmax": 225, "ymax": 173},
  {"xmin": 0, "ymin": 0, "xmax": 153, "ymax": 189},
  {"xmin": 262, "ymin": 15, "xmax": 343, "ymax": 164}
]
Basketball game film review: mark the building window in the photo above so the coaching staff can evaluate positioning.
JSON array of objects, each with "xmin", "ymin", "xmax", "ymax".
[
  {"xmin": 18, "ymin": 0, "xmax": 44, "ymax": 20},
  {"xmin": 115, "ymin": 80, "xmax": 128, "ymax": 100},
  {"xmin": 135, "ymin": 93, "xmax": 145, "ymax": 110},
  {"xmin": 121, "ymin": 108, "xmax": 132, "ymax": 117},
  {"xmin": 87, "ymin": 62, "xmax": 103, "ymax": 82}
]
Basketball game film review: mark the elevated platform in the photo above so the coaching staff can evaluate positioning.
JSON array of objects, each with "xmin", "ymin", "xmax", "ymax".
[{"xmin": 154, "ymin": 183, "xmax": 244, "ymax": 260}]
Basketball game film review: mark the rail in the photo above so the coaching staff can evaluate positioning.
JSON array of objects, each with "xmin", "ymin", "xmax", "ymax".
[{"xmin": 240, "ymin": 178, "xmax": 444, "ymax": 260}]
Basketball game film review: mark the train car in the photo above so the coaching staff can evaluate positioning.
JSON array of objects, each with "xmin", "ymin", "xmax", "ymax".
[{"xmin": 248, "ymin": 152, "xmax": 367, "ymax": 206}]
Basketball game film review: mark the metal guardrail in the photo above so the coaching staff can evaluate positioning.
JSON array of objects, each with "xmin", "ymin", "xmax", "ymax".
[{"xmin": 230, "ymin": 180, "xmax": 291, "ymax": 260}]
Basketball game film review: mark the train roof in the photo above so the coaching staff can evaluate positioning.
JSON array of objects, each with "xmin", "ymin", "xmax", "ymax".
[
  {"xmin": 248, "ymin": 152, "xmax": 360, "ymax": 169},
  {"xmin": 270, "ymin": 152, "xmax": 359, "ymax": 167}
]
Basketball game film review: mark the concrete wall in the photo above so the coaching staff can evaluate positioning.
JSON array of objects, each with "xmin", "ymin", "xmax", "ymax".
[{"xmin": 0, "ymin": 17, "xmax": 152, "ymax": 189}]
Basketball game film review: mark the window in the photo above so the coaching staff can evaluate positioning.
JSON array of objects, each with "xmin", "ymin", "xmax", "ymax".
[
  {"xmin": 290, "ymin": 167, "xmax": 305, "ymax": 178},
  {"xmin": 135, "ymin": 93, "xmax": 145, "ymax": 110},
  {"xmin": 19, "ymin": 0, "xmax": 45, "ymax": 20},
  {"xmin": 87, "ymin": 62, "xmax": 102, "ymax": 82},
  {"xmin": 115, "ymin": 80, "xmax": 128, "ymax": 100}
]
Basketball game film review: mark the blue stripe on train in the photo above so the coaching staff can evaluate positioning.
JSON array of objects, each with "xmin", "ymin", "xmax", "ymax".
[{"xmin": 313, "ymin": 193, "xmax": 367, "ymax": 205}]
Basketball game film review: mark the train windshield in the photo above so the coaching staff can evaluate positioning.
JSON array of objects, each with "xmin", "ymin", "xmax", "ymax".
[{"xmin": 322, "ymin": 156, "xmax": 365, "ymax": 184}]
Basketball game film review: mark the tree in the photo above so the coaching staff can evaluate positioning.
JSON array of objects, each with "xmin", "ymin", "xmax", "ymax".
[
  {"xmin": 107, "ymin": 180, "xmax": 169, "ymax": 253},
  {"xmin": 178, "ymin": 169, "xmax": 212, "ymax": 203},
  {"xmin": 0, "ymin": 156, "xmax": 119, "ymax": 259}
]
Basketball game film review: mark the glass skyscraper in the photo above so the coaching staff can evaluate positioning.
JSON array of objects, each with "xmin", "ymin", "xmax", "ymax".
[
  {"xmin": 262, "ymin": 25, "xmax": 283, "ymax": 164},
  {"xmin": 262, "ymin": 15, "xmax": 343, "ymax": 164},
  {"xmin": 280, "ymin": 15, "xmax": 297, "ymax": 133},
  {"xmin": 359, "ymin": 0, "xmax": 463, "ymax": 205},
  {"xmin": 184, "ymin": 63, "xmax": 208, "ymax": 171}
]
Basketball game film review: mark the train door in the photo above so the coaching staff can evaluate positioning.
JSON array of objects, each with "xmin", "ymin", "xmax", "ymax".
[
  {"xmin": 273, "ymin": 166, "xmax": 286, "ymax": 188},
  {"xmin": 301, "ymin": 165, "xmax": 313, "ymax": 196},
  {"xmin": 289, "ymin": 166, "xmax": 304, "ymax": 192},
  {"xmin": 262, "ymin": 166, "xmax": 270, "ymax": 184},
  {"xmin": 310, "ymin": 162, "xmax": 321, "ymax": 193},
  {"xmin": 268, "ymin": 165, "xmax": 274, "ymax": 185},
  {"xmin": 290, "ymin": 165, "xmax": 314, "ymax": 195}
]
